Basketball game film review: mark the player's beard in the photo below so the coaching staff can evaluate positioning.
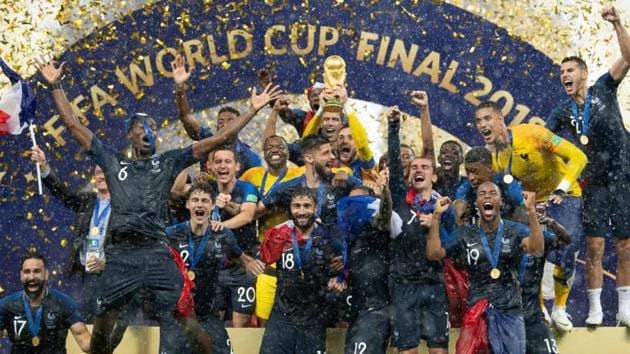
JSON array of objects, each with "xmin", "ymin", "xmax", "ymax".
[
  {"xmin": 22, "ymin": 279, "xmax": 45, "ymax": 300},
  {"xmin": 314, "ymin": 161, "xmax": 333, "ymax": 181},
  {"xmin": 294, "ymin": 213, "xmax": 316, "ymax": 231}
]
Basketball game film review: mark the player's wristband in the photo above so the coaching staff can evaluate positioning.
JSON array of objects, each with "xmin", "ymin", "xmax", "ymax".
[
  {"xmin": 51, "ymin": 82, "xmax": 62, "ymax": 90},
  {"xmin": 556, "ymin": 179, "xmax": 571, "ymax": 193},
  {"xmin": 551, "ymin": 189, "xmax": 567, "ymax": 199}
]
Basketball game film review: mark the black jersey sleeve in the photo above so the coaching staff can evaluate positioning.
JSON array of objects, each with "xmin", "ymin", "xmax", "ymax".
[
  {"xmin": 387, "ymin": 120, "xmax": 406, "ymax": 208},
  {"xmin": 87, "ymin": 135, "xmax": 119, "ymax": 173},
  {"xmin": 0, "ymin": 297, "xmax": 10, "ymax": 330},
  {"xmin": 444, "ymin": 227, "xmax": 466, "ymax": 260},
  {"xmin": 165, "ymin": 145, "xmax": 198, "ymax": 180},
  {"xmin": 51, "ymin": 290, "xmax": 82, "ymax": 326}
]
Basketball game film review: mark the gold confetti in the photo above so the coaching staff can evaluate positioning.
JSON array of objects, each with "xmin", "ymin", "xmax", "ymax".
[{"xmin": 24, "ymin": 172, "xmax": 36, "ymax": 183}]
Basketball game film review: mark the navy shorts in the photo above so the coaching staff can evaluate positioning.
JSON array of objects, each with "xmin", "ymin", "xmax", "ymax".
[
  {"xmin": 486, "ymin": 307, "xmax": 525, "ymax": 354},
  {"xmin": 215, "ymin": 266, "xmax": 255, "ymax": 315},
  {"xmin": 260, "ymin": 313, "xmax": 326, "ymax": 354},
  {"xmin": 546, "ymin": 196, "xmax": 583, "ymax": 279},
  {"xmin": 391, "ymin": 282, "xmax": 449, "ymax": 349},
  {"xmin": 583, "ymin": 178, "xmax": 630, "ymax": 239},
  {"xmin": 95, "ymin": 245, "xmax": 183, "ymax": 317},
  {"xmin": 345, "ymin": 306, "xmax": 391, "ymax": 354},
  {"xmin": 525, "ymin": 315, "xmax": 557, "ymax": 354}
]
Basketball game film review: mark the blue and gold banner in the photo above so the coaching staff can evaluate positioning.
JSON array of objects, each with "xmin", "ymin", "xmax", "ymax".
[{"xmin": 0, "ymin": 0, "xmax": 618, "ymax": 328}]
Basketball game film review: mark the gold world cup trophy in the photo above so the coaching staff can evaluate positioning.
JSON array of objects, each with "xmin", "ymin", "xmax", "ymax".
[{"xmin": 322, "ymin": 55, "xmax": 346, "ymax": 113}]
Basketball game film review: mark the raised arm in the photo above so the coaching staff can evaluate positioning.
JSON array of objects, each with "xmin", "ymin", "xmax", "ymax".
[
  {"xmin": 30, "ymin": 145, "xmax": 85, "ymax": 212},
  {"xmin": 192, "ymin": 83, "xmax": 282, "ymax": 160},
  {"xmin": 426, "ymin": 197, "xmax": 451, "ymax": 261},
  {"xmin": 70, "ymin": 322, "xmax": 92, "ymax": 353},
  {"xmin": 410, "ymin": 90, "xmax": 435, "ymax": 162},
  {"xmin": 520, "ymin": 191, "xmax": 544, "ymax": 257},
  {"xmin": 347, "ymin": 110, "xmax": 374, "ymax": 163},
  {"xmin": 36, "ymin": 57, "xmax": 93, "ymax": 150},
  {"xmin": 263, "ymin": 97, "xmax": 289, "ymax": 143},
  {"xmin": 373, "ymin": 174, "xmax": 392, "ymax": 231},
  {"xmin": 172, "ymin": 54, "xmax": 202, "ymax": 140},
  {"xmin": 222, "ymin": 202, "xmax": 255, "ymax": 229},
  {"xmin": 386, "ymin": 106, "xmax": 406, "ymax": 202},
  {"xmin": 603, "ymin": 6, "xmax": 630, "ymax": 82}
]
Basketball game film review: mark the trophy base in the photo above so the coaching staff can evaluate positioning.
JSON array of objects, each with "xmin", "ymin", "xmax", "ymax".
[{"xmin": 323, "ymin": 100, "xmax": 343, "ymax": 113}]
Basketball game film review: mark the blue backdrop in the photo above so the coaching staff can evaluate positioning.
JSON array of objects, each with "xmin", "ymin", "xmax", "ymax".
[{"xmin": 0, "ymin": 0, "xmax": 619, "ymax": 337}]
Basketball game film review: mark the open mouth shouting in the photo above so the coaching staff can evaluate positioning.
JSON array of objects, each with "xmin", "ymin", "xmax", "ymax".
[
  {"xmin": 480, "ymin": 127, "xmax": 493, "ymax": 142},
  {"xmin": 412, "ymin": 173, "xmax": 427, "ymax": 188},
  {"xmin": 192, "ymin": 207, "xmax": 208, "ymax": 222},
  {"xmin": 23, "ymin": 280, "xmax": 44, "ymax": 298},
  {"xmin": 338, "ymin": 144, "xmax": 354, "ymax": 162},
  {"xmin": 441, "ymin": 158, "xmax": 454, "ymax": 169},
  {"xmin": 562, "ymin": 77, "xmax": 575, "ymax": 93},
  {"xmin": 323, "ymin": 127, "xmax": 337, "ymax": 139},
  {"xmin": 215, "ymin": 169, "xmax": 231, "ymax": 181},
  {"xmin": 480, "ymin": 201, "xmax": 497, "ymax": 220}
]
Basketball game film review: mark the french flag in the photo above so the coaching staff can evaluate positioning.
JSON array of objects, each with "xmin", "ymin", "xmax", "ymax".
[{"xmin": 0, "ymin": 57, "xmax": 36, "ymax": 135}]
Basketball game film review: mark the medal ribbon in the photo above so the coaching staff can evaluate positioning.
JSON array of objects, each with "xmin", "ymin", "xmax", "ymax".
[
  {"xmin": 571, "ymin": 88, "xmax": 592, "ymax": 137},
  {"xmin": 92, "ymin": 199, "xmax": 111, "ymax": 234},
  {"xmin": 211, "ymin": 206, "xmax": 221, "ymax": 222},
  {"xmin": 187, "ymin": 222, "xmax": 211, "ymax": 271},
  {"xmin": 478, "ymin": 220, "xmax": 504, "ymax": 270},
  {"xmin": 290, "ymin": 227, "xmax": 314, "ymax": 271},
  {"xmin": 259, "ymin": 167, "xmax": 287, "ymax": 198},
  {"xmin": 22, "ymin": 293, "xmax": 43, "ymax": 341},
  {"xmin": 315, "ymin": 183, "xmax": 326, "ymax": 218}
]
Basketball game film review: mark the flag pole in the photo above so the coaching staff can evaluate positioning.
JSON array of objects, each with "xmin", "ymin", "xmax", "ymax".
[{"xmin": 29, "ymin": 124, "xmax": 43, "ymax": 195}]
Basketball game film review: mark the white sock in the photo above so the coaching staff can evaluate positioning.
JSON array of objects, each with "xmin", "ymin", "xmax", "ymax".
[
  {"xmin": 552, "ymin": 305, "xmax": 565, "ymax": 312},
  {"xmin": 618, "ymin": 286, "xmax": 630, "ymax": 313},
  {"xmin": 587, "ymin": 288, "xmax": 602, "ymax": 314}
]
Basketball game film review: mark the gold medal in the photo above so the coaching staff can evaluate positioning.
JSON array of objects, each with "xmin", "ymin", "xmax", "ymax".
[
  {"xmin": 503, "ymin": 174, "xmax": 514, "ymax": 184},
  {"xmin": 32, "ymin": 336, "xmax": 40, "ymax": 346},
  {"xmin": 490, "ymin": 268, "xmax": 501, "ymax": 279},
  {"xmin": 187, "ymin": 270, "xmax": 196, "ymax": 281},
  {"xmin": 91, "ymin": 226, "xmax": 100, "ymax": 236},
  {"xmin": 579, "ymin": 135, "xmax": 589, "ymax": 145}
]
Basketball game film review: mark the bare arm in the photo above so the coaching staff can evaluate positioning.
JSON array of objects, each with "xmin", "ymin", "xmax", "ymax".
[
  {"xmin": 373, "ymin": 175, "xmax": 392, "ymax": 232},
  {"xmin": 263, "ymin": 97, "xmax": 290, "ymax": 144},
  {"xmin": 192, "ymin": 83, "xmax": 282, "ymax": 160},
  {"xmin": 603, "ymin": 6, "xmax": 630, "ymax": 81},
  {"xmin": 452, "ymin": 199, "xmax": 468, "ymax": 227},
  {"xmin": 171, "ymin": 54, "xmax": 203, "ymax": 140},
  {"xmin": 223, "ymin": 201, "xmax": 242, "ymax": 216},
  {"xmin": 520, "ymin": 191, "xmax": 544, "ymax": 257},
  {"xmin": 222, "ymin": 202, "xmax": 256, "ymax": 229},
  {"xmin": 171, "ymin": 169, "xmax": 190, "ymax": 197},
  {"xmin": 410, "ymin": 90, "xmax": 435, "ymax": 162},
  {"xmin": 36, "ymin": 58, "xmax": 93, "ymax": 150},
  {"xmin": 69, "ymin": 322, "xmax": 91, "ymax": 353},
  {"xmin": 540, "ymin": 215, "xmax": 571, "ymax": 245},
  {"xmin": 426, "ymin": 197, "xmax": 451, "ymax": 261}
]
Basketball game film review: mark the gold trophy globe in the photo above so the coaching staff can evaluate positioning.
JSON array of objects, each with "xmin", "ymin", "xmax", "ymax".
[{"xmin": 322, "ymin": 55, "xmax": 346, "ymax": 113}]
